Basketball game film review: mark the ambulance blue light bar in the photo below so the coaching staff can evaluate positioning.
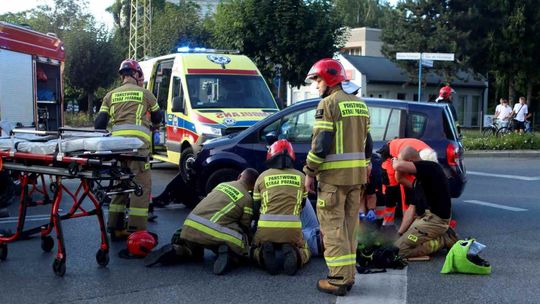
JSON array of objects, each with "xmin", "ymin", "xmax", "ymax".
[{"xmin": 176, "ymin": 46, "xmax": 240, "ymax": 54}]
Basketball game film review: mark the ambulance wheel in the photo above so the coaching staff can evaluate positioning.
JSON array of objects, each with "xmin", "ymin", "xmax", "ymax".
[
  {"xmin": 179, "ymin": 147, "xmax": 195, "ymax": 182},
  {"xmin": 53, "ymin": 258, "xmax": 66, "ymax": 276},
  {"xmin": 96, "ymin": 249, "xmax": 109, "ymax": 267},
  {"xmin": 206, "ymin": 168, "xmax": 241, "ymax": 195},
  {"xmin": 41, "ymin": 235, "xmax": 54, "ymax": 252},
  {"xmin": 0, "ymin": 243, "xmax": 7, "ymax": 261}
]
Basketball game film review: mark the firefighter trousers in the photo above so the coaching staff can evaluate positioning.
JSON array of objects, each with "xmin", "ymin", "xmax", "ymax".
[
  {"xmin": 317, "ymin": 182, "xmax": 363, "ymax": 286},
  {"xmin": 108, "ymin": 149, "xmax": 151, "ymax": 232},
  {"xmin": 394, "ymin": 210, "xmax": 454, "ymax": 258}
]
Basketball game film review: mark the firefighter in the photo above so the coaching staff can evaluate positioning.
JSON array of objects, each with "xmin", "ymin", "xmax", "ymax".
[
  {"xmin": 304, "ymin": 58, "xmax": 372, "ymax": 296},
  {"xmin": 392, "ymin": 147, "xmax": 458, "ymax": 258},
  {"xmin": 251, "ymin": 139, "xmax": 310, "ymax": 276},
  {"xmin": 95, "ymin": 59, "xmax": 162, "ymax": 239},
  {"xmin": 436, "ymin": 85, "xmax": 460, "ymax": 133},
  {"xmin": 144, "ymin": 168, "xmax": 259, "ymax": 275},
  {"xmin": 377, "ymin": 138, "xmax": 437, "ymax": 227}
]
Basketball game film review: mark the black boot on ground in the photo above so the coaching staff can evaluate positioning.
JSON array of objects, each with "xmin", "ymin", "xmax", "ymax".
[
  {"xmin": 144, "ymin": 244, "xmax": 178, "ymax": 267},
  {"xmin": 282, "ymin": 244, "xmax": 299, "ymax": 276},
  {"xmin": 262, "ymin": 242, "xmax": 279, "ymax": 275},
  {"xmin": 213, "ymin": 244, "xmax": 231, "ymax": 275}
]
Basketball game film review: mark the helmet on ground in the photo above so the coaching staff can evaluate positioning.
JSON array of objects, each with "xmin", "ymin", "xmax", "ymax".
[
  {"xmin": 305, "ymin": 58, "xmax": 347, "ymax": 87},
  {"xmin": 438, "ymin": 85, "xmax": 454, "ymax": 99},
  {"xmin": 441, "ymin": 239, "xmax": 491, "ymax": 275},
  {"xmin": 118, "ymin": 59, "xmax": 143, "ymax": 78},
  {"xmin": 267, "ymin": 139, "xmax": 295, "ymax": 161},
  {"xmin": 127, "ymin": 231, "xmax": 158, "ymax": 257}
]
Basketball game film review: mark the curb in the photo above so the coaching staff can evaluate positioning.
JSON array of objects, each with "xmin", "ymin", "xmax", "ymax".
[{"xmin": 465, "ymin": 150, "xmax": 540, "ymax": 158}]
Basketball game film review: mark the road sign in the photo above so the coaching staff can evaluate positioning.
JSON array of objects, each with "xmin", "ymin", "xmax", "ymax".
[
  {"xmin": 396, "ymin": 52, "xmax": 421, "ymax": 60},
  {"xmin": 421, "ymin": 59, "xmax": 433, "ymax": 68},
  {"xmin": 422, "ymin": 53, "xmax": 454, "ymax": 61}
]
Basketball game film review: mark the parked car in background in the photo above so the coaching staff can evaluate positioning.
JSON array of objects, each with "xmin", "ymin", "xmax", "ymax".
[{"xmin": 185, "ymin": 98, "xmax": 466, "ymax": 206}]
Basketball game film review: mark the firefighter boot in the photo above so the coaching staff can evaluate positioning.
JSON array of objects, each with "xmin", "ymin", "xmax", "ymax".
[
  {"xmin": 213, "ymin": 245, "xmax": 231, "ymax": 275},
  {"xmin": 262, "ymin": 242, "xmax": 279, "ymax": 275},
  {"xmin": 317, "ymin": 279, "xmax": 349, "ymax": 296},
  {"xmin": 282, "ymin": 244, "xmax": 300, "ymax": 276},
  {"xmin": 109, "ymin": 229, "xmax": 131, "ymax": 242},
  {"xmin": 144, "ymin": 244, "xmax": 178, "ymax": 267}
]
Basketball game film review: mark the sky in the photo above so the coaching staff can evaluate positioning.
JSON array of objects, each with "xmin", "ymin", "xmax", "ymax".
[{"xmin": 0, "ymin": 0, "xmax": 115, "ymax": 30}]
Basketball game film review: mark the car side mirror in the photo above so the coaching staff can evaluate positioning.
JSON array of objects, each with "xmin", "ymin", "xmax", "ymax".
[
  {"xmin": 172, "ymin": 96, "xmax": 184, "ymax": 113},
  {"xmin": 265, "ymin": 131, "xmax": 278, "ymax": 146}
]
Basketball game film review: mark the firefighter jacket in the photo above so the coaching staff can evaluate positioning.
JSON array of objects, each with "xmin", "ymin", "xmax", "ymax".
[
  {"xmin": 181, "ymin": 180, "xmax": 253, "ymax": 255},
  {"xmin": 99, "ymin": 78, "xmax": 160, "ymax": 149},
  {"xmin": 304, "ymin": 88, "xmax": 370, "ymax": 185},
  {"xmin": 252, "ymin": 168, "xmax": 308, "ymax": 246}
]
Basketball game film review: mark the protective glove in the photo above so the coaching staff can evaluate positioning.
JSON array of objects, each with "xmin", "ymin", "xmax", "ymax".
[{"xmin": 366, "ymin": 209, "xmax": 376, "ymax": 222}]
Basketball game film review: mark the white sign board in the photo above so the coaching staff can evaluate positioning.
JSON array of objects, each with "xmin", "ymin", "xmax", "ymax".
[
  {"xmin": 422, "ymin": 53, "xmax": 454, "ymax": 61},
  {"xmin": 421, "ymin": 59, "xmax": 434, "ymax": 68},
  {"xmin": 396, "ymin": 52, "xmax": 421, "ymax": 60}
]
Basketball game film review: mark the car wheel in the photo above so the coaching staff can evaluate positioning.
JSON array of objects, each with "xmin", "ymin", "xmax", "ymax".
[
  {"xmin": 205, "ymin": 168, "xmax": 241, "ymax": 195},
  {"xmin": 179, "ymin": 147, "xmax": 195, "ymax": 182}
]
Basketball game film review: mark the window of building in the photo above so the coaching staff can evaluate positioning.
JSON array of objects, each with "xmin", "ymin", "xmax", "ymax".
[{"xmin": 397, "ymin": 93, "xmax": 406, "ymax": 100}]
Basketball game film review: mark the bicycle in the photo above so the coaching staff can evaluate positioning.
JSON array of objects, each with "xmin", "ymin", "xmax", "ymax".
[{"xmin": 482, "ymin": 118, "xmax": 509, "ymax": 137}]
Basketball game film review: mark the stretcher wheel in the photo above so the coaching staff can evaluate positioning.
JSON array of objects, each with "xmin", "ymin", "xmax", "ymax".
[
  {"xmin": 96, "ymin": 249, "xmax": 109, "ymax": 267},
  {"xmin": 0, "ymin": 244, "xmax": 7, "ymax": 261},
  {"xmin": 134, "ymin": 185, "xmax": 143, "ymax": 197},
  {"xmin": 52, "ymin": 258, "xmax": 66, "ymax": 277},
  {"xmin": 41, "ymin": 236, "xmax": 54, "ymax": 252}
]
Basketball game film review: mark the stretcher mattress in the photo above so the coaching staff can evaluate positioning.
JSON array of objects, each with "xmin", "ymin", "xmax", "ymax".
[{"xmin": 0, "ymin": 136, "xmax": 143, "ymax": 154}]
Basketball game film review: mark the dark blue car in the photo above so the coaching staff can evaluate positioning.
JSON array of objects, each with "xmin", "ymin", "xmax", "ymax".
[{"xmin": 188, "ymin": 98, "xmax": 466, "ymax": 202}]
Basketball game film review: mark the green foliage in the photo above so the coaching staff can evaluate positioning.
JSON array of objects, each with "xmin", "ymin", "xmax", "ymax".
[
  {"xmin": 64, "ymin": 112, "xmax": 94, "ymax": 127},
  {"xmin": 210, "ymin": 0, "xmax": 345, "ymax": 89},
  {"xmin": 461, "ymin": 130, "xmax": 540, "ymax": 150},
  {"xmin": 150, "ymin": 1, "xmax": 210, "ymax": 56},
  {"xmin": 334, "ymin": 0, "xmax": 393, "ymax": 28}
]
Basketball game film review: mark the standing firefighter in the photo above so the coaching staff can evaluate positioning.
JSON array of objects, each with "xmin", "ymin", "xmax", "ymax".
[
  {"xmin": 252, "ymin": 139, "xmax": 310, "ymax": 276},
  {"xmin": 304, "ymin": 58, "xmax": 372, "ymax": 296},
  {"xmin": 95, "ymin": 59, "xmax": 162, "ymax": 239}
]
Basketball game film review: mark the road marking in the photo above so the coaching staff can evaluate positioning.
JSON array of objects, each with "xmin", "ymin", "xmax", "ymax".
[
  {"xmin": 337, "ymin": 268, "xmax": 407, "ymax": 304},
  {"xmin": 467, "ymin": 171, "xmax": 540, "ymax": 181},
  {"xmin": 463, "ymin": 200, "xmax": 528, "ymax": 212}
]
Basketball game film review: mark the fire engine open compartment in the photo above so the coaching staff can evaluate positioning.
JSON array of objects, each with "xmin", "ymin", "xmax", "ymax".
[{"xmin": 0, "ymin": 22, "xmax": 65, "ymax": 133}]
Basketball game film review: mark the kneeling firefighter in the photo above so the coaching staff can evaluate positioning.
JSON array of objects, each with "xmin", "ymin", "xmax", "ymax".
[
  {"xmin": 95, "ymin": 59, "xmax": 162, "ymax": 239},
  {"xmin": 252, "ymin": 139, "xmax": 311, "ymax": 276},
  {"xmin": 144, "ymin": 168, "xmax": 259, "ymax": 275}
]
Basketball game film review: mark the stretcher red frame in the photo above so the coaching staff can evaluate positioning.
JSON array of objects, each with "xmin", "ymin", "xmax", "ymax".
[{"xmin": 0, "ymin": 128, "xmax": 143, "ymax": 276}]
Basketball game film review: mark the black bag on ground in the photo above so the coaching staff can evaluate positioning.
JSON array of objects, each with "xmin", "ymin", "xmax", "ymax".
[{"xmin": 357, "ymin": 245, "xmax": 408, "ymax": 274}]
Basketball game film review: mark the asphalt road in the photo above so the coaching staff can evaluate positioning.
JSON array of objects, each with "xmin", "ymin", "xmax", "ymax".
[{"xmin": 0, "ymin": 157, "xmax": 539, "ymax": 304}]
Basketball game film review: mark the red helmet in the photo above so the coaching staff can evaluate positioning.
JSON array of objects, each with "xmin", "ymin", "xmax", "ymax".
[
  {"xmin": 267, "ymin": 139, "xmax": 295, "ymax": 161},
  {"xmin": 119, "ymin": 59, "xmax": 143, "ymax": 78},
  {"xmin": 439, "ymin": 85, "xmax": 454, "ymax": 99},
  {"xmin": 305, "ymin": 58, "xmax": 347, "ymax": 87},
  {"xmin": 127, "ymin": 231, "xmax": 158, "ymax": 257}
]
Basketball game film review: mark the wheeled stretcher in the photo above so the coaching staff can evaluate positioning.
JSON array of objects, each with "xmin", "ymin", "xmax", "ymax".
[{"xmin": 0, "ymin": 128, "xmax": 145, "ymax": 276}]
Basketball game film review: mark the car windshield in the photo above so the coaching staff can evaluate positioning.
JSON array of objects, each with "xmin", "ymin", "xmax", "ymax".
[{"xmin": 186, "ymin": 75, "xmax": 276, "ymax": 109}]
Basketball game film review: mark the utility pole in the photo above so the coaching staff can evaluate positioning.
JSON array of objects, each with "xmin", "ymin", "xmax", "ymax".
[{"xmin": 129, "ymin": 0, "xmax": 152, "ymax": 61}]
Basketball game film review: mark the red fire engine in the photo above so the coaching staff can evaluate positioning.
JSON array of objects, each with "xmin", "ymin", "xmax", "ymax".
[{"xmin": 0, "ymin": 21, "xmax": 65, "ymax": 135}]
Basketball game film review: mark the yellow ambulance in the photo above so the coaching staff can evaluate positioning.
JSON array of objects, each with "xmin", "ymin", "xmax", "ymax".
[{"xmin": 140, "ymin": 48, "xmax": 279, "ymax": 179}]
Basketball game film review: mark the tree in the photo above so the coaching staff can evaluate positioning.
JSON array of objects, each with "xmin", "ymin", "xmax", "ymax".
[
  {"xmin": 210, "ymin": 0, "xmax": 345, "ymax": 100},
  {"xmin": 380, "ymin": 0, "xmax": 470, "ymax": 85},
  {"xmin": 334, "ymin": 0, "xmax": 393, "ymax": 29},
  {"xmin": 64, "ymin": 29, "xmax": 119, "ymax": 114}
]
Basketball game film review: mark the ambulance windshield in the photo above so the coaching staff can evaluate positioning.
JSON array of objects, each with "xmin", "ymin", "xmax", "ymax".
[{"xmin": 186, "ymin": 75, "xmax": 276, "ymax": 109}]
